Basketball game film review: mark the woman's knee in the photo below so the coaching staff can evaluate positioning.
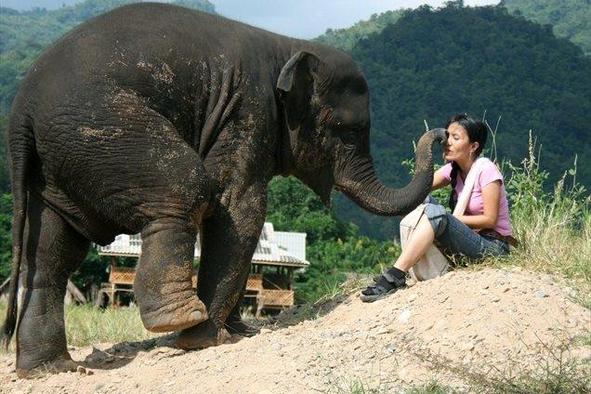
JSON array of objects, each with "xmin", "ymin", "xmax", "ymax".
[{"xmin": 423, "ymin": 203, "xmax": 448, "ymax": 237}]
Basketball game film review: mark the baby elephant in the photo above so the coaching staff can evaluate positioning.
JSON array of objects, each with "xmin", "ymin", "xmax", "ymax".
[{"xmin": 2, "ymin": 3, "xmax": 445, "ymax": 377}]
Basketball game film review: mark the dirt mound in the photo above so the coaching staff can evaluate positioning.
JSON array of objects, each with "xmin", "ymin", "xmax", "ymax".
[{"xmin": 1, "ymin": 268, "xmax": 590, "ymax": 393}]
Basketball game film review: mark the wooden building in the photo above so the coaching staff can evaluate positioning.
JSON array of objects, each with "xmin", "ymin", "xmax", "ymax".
[{"xmin": 95, "ymin": 223, "xmax": 308, "ymax": 315}]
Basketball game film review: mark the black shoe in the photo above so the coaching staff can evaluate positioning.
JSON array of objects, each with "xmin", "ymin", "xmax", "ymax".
[{"xmin": 360, "ymin": 270, "xmax": 406, "ymax": 303}]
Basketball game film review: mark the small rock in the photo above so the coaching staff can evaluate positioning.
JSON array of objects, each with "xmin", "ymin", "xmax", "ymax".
[
  {"xmin": 260, "ymin": 328, "xmax": 272, "ymax": 334},
  {"xmin": 491, "ymin": 296, "xmax": 501, "ymax": 302},
  {"xmin": 502, "ymin": 287, "xmax": 511, "ymax": 293},
  {"xmin": 535, "ymin": 289, "xmax": 548, "ymax": 298},
  {"xmin": 377, "ymin": 327, "xmax": 393, "ymax": 335},
  {"xmin": 385, "ymin": 344, "xmax": 396, "ymax": 353},
  {"xmin": 398, "ymin": 308, "xmax": 411, "ymax": 323},
  {"xmin": 563, "ymin": 287, "xmax": 577, "ymax": 298}
]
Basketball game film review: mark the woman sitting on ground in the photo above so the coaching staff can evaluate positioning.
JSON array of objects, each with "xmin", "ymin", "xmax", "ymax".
[{"xmin": 360, "ymin": 113, "xmax": 516, "ymax": 302}]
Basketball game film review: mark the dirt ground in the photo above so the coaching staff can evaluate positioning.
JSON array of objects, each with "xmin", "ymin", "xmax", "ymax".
[{"xmin": 1, "ymin": 267, "xmax": 590, "ymax": 393}]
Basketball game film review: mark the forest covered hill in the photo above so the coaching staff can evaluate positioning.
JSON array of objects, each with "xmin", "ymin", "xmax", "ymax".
[
  {"xmin": 503, "ymin": 0, "xmax": 591, "ymax": 56},
  {"xmin": 315, "ymin": 9, "xmax": 408, "ymax": 51},
  {"xmin": 316, "ymin": 0, "xmax": 591, "ymax": 56}
]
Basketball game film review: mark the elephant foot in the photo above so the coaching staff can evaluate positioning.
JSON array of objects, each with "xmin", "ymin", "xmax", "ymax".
[
  {"xmin": 16, "ymin": 352, "xmax": 80, "ymax": 379},
  {"xmin": 225, "ymin": 318, "xmax": 260, "ymax": 337},
  {"xmin": 142, "ymin": 293, "xmax": 208, "ymax": 333},
  {"xmin": 175, "ymin": 320, "xmax": 230, "ymax": 350}
]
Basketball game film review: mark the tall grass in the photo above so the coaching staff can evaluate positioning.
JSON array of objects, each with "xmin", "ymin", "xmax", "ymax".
[
  {"xmin": 64, "ymin": 304, "xmax": 158, "ymax": 346},
  {"xmin": 0, "ymin": 302, "xmax": 157, "ymax": 353},
  {"xmin": 500, "ymin": 132, "xmax": 590, "ymax": 299}
]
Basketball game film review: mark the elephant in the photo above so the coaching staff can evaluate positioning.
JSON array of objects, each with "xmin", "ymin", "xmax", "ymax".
[{"xmin": 2, "ymin": 3, "xmax": 446, "ymax": 377}]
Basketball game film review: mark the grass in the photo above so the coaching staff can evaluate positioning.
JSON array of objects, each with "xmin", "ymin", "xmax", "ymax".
[
  {"xmin": 401, "ymin": 327, "xmax": 591, "ymax": 394},
  {"xmin": 64, "ymin": 303, "xmax": 158, "ymax": 346},
  {"xmin": 0, "ymin": 302, "xmax": 158, "ymax": 353},
  {"xmin": 404, "ymin": 381, "xmax": 454, "ymax": 394},
  {"xmin": 489, "ymin": 134, "xmax": 591, "ymax": 306}
]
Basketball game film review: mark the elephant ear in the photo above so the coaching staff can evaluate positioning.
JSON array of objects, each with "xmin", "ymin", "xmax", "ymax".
[{"xmin": 277, "ymin": 51, "xmax": 320, "ymax": 131}]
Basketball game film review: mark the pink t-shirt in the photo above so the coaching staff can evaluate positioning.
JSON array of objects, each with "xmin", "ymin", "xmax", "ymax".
[{"xmin": 438, "ymin": 159, "xmax": 512, "ymax": 236}]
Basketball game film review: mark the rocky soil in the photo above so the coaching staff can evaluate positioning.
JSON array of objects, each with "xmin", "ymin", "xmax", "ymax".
[{"xmin": 1, "ymin": 268, "xmax": 590, "ymax": 393}]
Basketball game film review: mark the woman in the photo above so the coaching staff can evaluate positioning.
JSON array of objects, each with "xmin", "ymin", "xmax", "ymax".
[{"xmin": 360, "ymin": 113, "xmax": 516, "ymax": 302}]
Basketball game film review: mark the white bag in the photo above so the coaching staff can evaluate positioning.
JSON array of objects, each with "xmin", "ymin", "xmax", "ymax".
[{"xmin": 403, "ymin": 158, "xmax": 489, "ymax": 281}]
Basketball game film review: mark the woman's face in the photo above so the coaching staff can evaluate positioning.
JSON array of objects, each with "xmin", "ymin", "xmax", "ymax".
[{"xmin": 444, "ymin": 122, "xmax": 479, "ymax": 163}]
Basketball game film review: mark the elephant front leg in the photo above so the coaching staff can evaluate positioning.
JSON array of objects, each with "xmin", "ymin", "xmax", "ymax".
[
  {"xmin": 176, "ymin": 186, "xmax": 266, "ymax": 349},
  {"xmin": 134, "ymin": 218, "xmax": 208, "ymax": 332}
]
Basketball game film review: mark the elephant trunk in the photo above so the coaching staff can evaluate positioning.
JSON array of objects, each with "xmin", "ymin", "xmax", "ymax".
[{"xmin": 335, "ymin": 128, "xmax": 447, "ymax": 216}]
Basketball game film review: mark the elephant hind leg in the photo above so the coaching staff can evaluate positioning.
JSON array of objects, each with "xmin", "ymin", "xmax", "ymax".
[{"xmin": 16, "ymin": 194, "xmax": 90, "ymax": 377}]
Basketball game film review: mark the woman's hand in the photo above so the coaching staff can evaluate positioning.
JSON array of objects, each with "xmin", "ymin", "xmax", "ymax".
[{"xmin": 458, "ymin": 180, "xmax": 502, "ymax": 229}]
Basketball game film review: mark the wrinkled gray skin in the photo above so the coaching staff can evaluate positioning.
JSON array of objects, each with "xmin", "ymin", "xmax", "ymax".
[{"xmin": 2, "ymin": 3, "xmax": 446, "ymax": 377}]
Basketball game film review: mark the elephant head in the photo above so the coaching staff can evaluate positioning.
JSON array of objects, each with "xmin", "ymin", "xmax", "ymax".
[{"xmin": 277, "ymin": 48, "xmax": 446, "ymax": 216}]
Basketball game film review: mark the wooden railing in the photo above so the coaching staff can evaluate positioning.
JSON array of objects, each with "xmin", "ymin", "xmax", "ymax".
[{"xmin": 98, "ymin": 266, "xmax": 294, "ymax": 314}]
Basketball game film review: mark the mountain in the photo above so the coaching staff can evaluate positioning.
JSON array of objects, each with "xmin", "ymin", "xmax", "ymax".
[
  {"xmin": 502, "ymin": 0, "xmax": 591, "ymax": 56},
  {"xmin": 330, "ymin": 3, "xmax": 591, "ymax": 239},
  {"xmin": 315, "ymin": 9, "xmax": 408, "ymax": 51},
  {"xmin": 316, "ymin": 1, "xmax": 591, "ymax": 57}
]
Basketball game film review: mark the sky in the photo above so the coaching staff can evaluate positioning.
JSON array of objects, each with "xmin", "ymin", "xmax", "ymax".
[{"xmin": 1, "ymin": 0, "xmax": 500, "ymax": 38}]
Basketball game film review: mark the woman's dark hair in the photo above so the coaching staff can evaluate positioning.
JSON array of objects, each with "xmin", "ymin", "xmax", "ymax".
[{"xmin": 445, "ymin": 113, "xmax": 488, "ymax": 211}]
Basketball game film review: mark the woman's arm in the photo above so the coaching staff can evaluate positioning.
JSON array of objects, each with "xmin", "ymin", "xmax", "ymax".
[
  {"xmin": 432, "ymin": 168, "xmax": 451, "ymax": 190},
  {"xmin": 457, "ymin": 180, "xmax": 502, "ymax": 229}
]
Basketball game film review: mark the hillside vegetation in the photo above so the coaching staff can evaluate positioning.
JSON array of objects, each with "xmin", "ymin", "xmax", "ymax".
[
  {"xmin": 314, "ymin": 9, "xmax": 408, "ymax": 51},
  {"xmin": 316, "ymin": 0, "xmax": 591, "ymax": 57},
  {"xmin": 503, "ymin": 0, "xmax": 591, "ymax": 56}
]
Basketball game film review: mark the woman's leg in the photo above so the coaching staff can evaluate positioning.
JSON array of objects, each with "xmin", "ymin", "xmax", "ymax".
[
  {"xmin": 393, "ymin": 214, "xmax": 435, "ymax": 272},
  {"xmin": 361, "ymin": 198, "xmax": 505, "ymax": 302},
  {"xmin": 361, "ymin": 205, "xmax": 442, "ymax": 302},
  {"xmin": 435, "ymin": 213, "xmax": 510, "ymax": 259}
]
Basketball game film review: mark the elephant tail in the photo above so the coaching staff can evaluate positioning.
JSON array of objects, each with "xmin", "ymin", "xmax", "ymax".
[{"xmin": 2, "ymin": 111, "xmax": 34, "ymax": 349}]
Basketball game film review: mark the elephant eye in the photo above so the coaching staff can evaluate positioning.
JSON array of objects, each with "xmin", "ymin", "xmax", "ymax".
[{"xmin": 340, "ymin": 129, "xmax": 358, "ymax": 146}]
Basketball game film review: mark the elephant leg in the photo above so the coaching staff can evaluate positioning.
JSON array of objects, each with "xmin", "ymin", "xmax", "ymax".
[
  {"xmin": 134, "ymin": 218, "xmax": 207, "ymax": 332},
  {"xmin": 43, "ymin": 95, "xmax": 212, "ymax": 333},
  {"xmin": 16, "ymin": 194, "xmax": 90, "ymax": 378},
  {"xmin": 225, "ymin": 278, "xmax": 260, "ymax": 337},
  {"xmin": 176, "ymin": 184, "xmax": 266, "ymax": 349}
]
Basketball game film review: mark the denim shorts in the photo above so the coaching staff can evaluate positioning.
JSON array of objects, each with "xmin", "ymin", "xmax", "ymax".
[{"xmin": 423, "ymin": 196, "xmax": 510, "ymax": 260}]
